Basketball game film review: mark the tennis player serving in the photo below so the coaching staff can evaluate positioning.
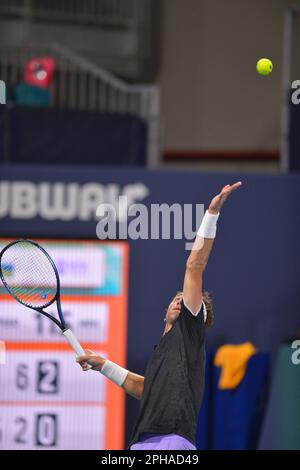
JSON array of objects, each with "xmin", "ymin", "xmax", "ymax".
[{"xmin": 77, "ymin": 182, "xmax": 242, "ymax": 450}]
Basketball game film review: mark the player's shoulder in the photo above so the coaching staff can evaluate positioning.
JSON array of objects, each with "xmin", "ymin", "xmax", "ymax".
[{"xmin": 180, "ymin": 297, "xmax": 206, "ymax": 323}]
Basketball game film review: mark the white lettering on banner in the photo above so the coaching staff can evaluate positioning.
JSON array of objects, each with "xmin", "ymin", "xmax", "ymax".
[
  {"xmin": 0, "ymin": 181, "xmax": 9, "ymax": 217},
  {"xmin": 39, "ymin": 183, "xmax": 79, "ymax": 220},
  {"xmin": 0, "ymin": 181, "xmax": 149, "ymax": 221},
  {"xmin": 79, "ymin": 183, "xmax": 105, "ymax": 221},
  {"xmin": 11, "ymin": 182, "xmax": 37, "ymax": 219}
]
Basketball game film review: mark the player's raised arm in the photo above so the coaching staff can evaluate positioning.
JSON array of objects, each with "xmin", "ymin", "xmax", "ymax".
[
  {"xmin": 183, "ymin": 182, "xmax": 242, "ymax": 315},
  {"xmin": 76, "ymin": 350, "xmax": 144, "ymax": 400}
]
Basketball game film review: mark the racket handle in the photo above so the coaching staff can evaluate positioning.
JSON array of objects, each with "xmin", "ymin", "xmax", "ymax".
[{"xmin": 63, "ymin": 328, "xmax": 85, "ymax": 356}]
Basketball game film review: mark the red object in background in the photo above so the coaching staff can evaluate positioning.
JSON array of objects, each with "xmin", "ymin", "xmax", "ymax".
[{"xmin": 24, "ymin": 57, "xmax": 55, "ymax": 88}]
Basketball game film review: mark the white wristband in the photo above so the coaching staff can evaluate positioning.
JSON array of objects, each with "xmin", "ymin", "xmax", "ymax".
[
  {"xmin": 100, "ymin": 360, "xmax": 129, "ymax": 387},
  {"xmin": 197, "ymin": 210, "xmax": 220, "ymax": 239}
]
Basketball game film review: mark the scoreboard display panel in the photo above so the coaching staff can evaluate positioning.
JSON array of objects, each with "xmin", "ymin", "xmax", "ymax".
[{"xmin": 0, "ymin": 239, "xmax": 129, "ymax": 450}]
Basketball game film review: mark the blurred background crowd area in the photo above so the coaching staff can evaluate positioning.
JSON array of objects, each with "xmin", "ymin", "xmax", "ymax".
[{"xmin": 1, "ymin": 0, "xmax": 300, "ymax": 171}]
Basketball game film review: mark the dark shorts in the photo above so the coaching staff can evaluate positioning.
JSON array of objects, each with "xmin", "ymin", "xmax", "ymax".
[{"xmin": 130, "ymin": 433, "xmax": 196, "ymax": 450}]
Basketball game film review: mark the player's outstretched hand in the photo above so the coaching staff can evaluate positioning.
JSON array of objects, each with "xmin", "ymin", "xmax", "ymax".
[
  {"xmin": 76, "ymin": 349, "xmax": 105, "ymax": 371},
  {"xmin": 208, "ymin": 182, "xmax": 242, "ymax": 215}
]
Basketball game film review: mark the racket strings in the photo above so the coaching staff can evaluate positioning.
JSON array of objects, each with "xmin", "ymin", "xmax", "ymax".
[{"xmin": 0, "ymin": 241, "xmax": 57, "ymax": 308}]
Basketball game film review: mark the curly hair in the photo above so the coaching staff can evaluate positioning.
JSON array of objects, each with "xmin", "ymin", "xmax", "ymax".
[{"xmin": 202, "ymin": 291, "xmax": 214, "ymax": 328}]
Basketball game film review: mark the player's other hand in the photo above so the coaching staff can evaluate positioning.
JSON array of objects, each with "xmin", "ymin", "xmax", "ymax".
[
  {"xmin": 208, "ymin": 181, "xmax": 242, "ymax": 215},
  {"xmin": 76, "ymin": 349, "xmax": 105, "ymax": 371}
]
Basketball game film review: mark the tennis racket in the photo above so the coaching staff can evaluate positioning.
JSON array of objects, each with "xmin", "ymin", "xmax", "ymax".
[{"xmin": 0, "ymin": 239, "xmax": 87, "ymax": 358}]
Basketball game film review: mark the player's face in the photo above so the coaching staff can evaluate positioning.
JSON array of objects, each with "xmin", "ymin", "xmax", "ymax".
[{"xmin": 165, "ymin": 293, "xmax": 183, "ymax": 324}]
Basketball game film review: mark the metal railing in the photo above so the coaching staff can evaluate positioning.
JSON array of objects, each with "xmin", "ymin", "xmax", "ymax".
[
  {"xmin": 0, "ymin": 43, "xmax": 160, "ymax": 167},
  {"xmin": 0, "ymin": 0, "xmax": 145, "ymax": 28}
]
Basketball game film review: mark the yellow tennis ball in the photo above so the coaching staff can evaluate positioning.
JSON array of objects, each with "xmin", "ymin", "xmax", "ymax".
[{"xmin": 256, "ymin": 58, "xmax": 273, "ymax": 76}]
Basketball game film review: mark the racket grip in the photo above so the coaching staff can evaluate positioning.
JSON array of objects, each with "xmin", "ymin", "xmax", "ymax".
[{"xmin": 63, "ymin": 328, "xmax": 85, "ymax": 356}]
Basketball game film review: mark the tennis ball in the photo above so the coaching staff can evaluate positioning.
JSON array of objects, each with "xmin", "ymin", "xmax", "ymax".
[{"xmin": 256, "ymin": 58, "xmax": 273, "ymax": 76}]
